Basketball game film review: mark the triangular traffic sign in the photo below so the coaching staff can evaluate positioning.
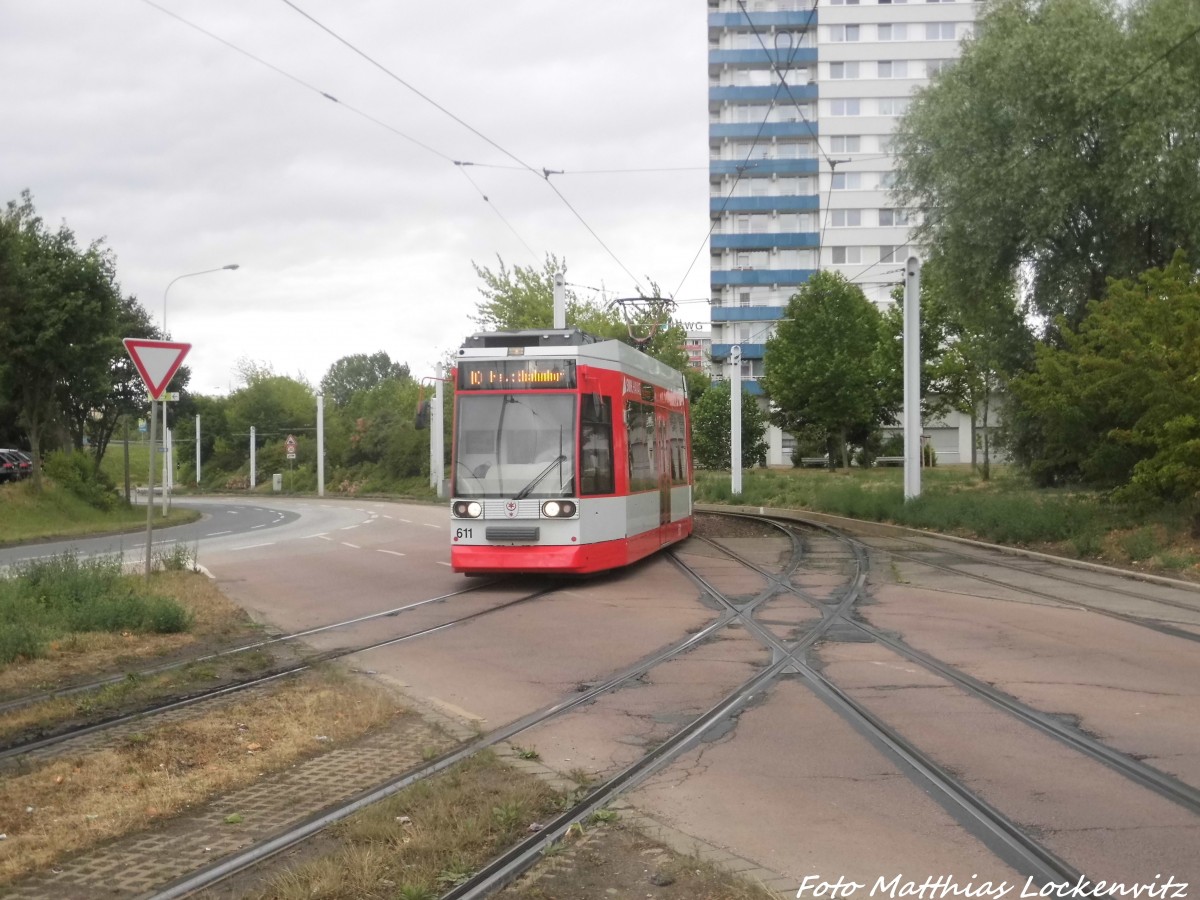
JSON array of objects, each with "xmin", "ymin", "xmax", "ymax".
[{"xmin": 123, "ymin": 339, "xmax": 192, "ymax": 400}]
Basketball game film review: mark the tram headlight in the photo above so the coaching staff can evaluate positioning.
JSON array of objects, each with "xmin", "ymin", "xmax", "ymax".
[
  {"xmin": 453, "ymin": 501, "xmax": 482, "ymax": 518},
  {"xmin": 541, "ymin": 500, "xmax": 577, "ymax": 518}
]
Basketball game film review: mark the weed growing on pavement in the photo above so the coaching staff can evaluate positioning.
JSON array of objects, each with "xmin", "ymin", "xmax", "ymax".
[
  {"xmin": 250, "ymin": 750, "xmax": 561, "ymax": 900},
  {"xmin": 0, "ymin": 670, "xmax": 403, "ymax": 884}
]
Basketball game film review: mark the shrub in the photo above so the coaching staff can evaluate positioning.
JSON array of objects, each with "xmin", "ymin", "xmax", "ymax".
[{"xmin": 42, "ymin": 450, "xmax": 120, "ymax": 511}]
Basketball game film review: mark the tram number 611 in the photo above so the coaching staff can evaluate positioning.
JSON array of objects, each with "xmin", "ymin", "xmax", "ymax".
[{"xmin": 455, "ymin": 527, "xmax": 473, "ymax": 540}]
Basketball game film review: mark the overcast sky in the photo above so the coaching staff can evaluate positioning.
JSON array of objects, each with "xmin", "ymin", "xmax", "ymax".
[{"xmin": 1, "ymin": 1, "xmax": 711, "ymax": 395}]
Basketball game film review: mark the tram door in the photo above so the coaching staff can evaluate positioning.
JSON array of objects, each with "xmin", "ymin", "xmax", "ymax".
[{"xmin": 656, "ymin": 408, "xmax": 671, "ymax": 532}]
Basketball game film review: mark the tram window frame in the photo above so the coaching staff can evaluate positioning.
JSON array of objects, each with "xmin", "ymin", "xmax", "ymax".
[
  {"xmin": 669, "ymin": 411, "xmax": 689, "ymax": 485},
  {"xmin": 625, "ymin": 400, "xmax": 658, "ymax": 493},
  {"xmin": 580, "ymin": 394, "xmax": 615, "ymax": 496}
]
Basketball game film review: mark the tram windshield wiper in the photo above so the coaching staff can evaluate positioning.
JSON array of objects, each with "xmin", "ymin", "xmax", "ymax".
[{"xmin": 514, "ymin": 455, "xmax": 567, "ymax": 500}]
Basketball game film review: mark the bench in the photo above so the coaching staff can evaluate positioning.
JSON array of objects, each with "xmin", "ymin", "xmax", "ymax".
[
  {"xmin": 798, "ymin": 457, "xmax": 829, "ymax": 468},
  {"xmin": 873, "ymin": 456, "xmax": 905, "ymax": 467}
]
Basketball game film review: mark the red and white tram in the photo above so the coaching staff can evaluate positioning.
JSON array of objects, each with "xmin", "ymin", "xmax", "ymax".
[{"xmin": 450, "ymin": 329, "xmax": 693, "ymax": 575}]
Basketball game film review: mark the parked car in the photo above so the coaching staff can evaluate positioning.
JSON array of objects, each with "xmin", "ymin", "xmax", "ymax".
[
  {"xmin": 11, "ymin": 450, "xmax": 33, "ymax": 478},
  {"xmin": 0, "ymin": 450, "xmax": 21, "ymax": 482}
]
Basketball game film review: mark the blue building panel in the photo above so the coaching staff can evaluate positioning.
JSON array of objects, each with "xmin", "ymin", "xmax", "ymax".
[
  {"xmin": 710, "ymin": 122, "xmax": 819, "ymax": 141},
  {"xmin": 712, "ymin": 196, "xmax": 818, "ymax": 214},
  {"xmin": 709, "ymin": 85, "xmax": 818, "ymax": 104},
  {"xmin": 711, "ymin": 233, "xmax": 818, "ymax": 251},
  {"xmin": 711, "ymin": 269, "xmax": 816, "ymax": 286},
  {"xmin": 709, "ymin": 11, "xmax": 819, "ymax": 28},
  {"xmin": 712, "ymin": 344, "xmax": 767, "ymax": 363},
  {"xmin": 709, "ymin": 49, "xmax": 818, "ymax": 67},
  {"xmin": 710, "ymin": 159, "xmax": 819, "ymax": 178},
  {"xmin": 711, "ymin": 306, "xmax": 790, "ymax": 322}
]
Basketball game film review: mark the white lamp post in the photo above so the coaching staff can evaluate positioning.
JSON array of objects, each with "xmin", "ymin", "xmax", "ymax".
[{"xmin": 160, "ymin": 264, "xmax": 239, "ymax": 515}]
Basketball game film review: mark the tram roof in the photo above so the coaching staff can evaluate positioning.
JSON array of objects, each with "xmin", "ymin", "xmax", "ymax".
[{"xmin": 457, "ymin": 329, "xmax": 685, "ymax": 391}]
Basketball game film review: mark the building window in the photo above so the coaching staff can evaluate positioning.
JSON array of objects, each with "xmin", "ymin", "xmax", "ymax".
[
  {"xmin": 879, "ymin": 208, "xmax": 914, "ymax": 227},
  {"xmin": 831, "ymin": 246, "xmax": 862, "ymax": 264},
  {"xmin": 830, "ymin": 136, "xmax": 861, "ymax": 153},
  {"xmin": 739, "ymin": 291, "xmax": 752, "ymax": 307},
  {"xmin": 926, "ymin": 58, "xmax": 954, "ymax": 77},
  {"xmin": 830, "ymin": 209, "xmax": 862, "ymax": 227},
  {"xmin": 831, "ymin": 172, "xmax": 862, "ymax": 190},
  {"xmin": 830, "ymin": 99, "xmax": 861, "ymax": 116},
  {"xmin": 878, "ymin": 60, "xmax": 907, "ymax": 78},
  {"xmin": 830, "ymin": 61, "xmax": 860, "ymax": 79},
  {"xmin": 878, "ymin": 23, "xmax": 908, "ymax": 40},
  {"xmin": 878, "ymin": 98, "xmax": 910, "ymax": 116},
  {"xmin": 925, "ymin": 22, "xmax": 957, "ymax": 39},
  {"xmin": 830, "ymin": 24, "xmax": 860, "ymax": 41}
]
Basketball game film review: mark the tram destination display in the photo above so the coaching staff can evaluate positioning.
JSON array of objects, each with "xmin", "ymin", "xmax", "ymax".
[{"xmin": 458, "ymin": 359, "xmax": 576, "ymax": 391}]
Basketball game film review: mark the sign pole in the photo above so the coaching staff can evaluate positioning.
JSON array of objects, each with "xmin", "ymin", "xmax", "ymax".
[{"xmin": 145, "ymin": 399, "xmax": 157, "ymax": 580}]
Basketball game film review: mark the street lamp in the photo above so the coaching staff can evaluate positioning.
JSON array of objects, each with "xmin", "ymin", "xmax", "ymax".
[{"xmin": 159, "ymin": 264, "xmax": 239, "ymax": 515}]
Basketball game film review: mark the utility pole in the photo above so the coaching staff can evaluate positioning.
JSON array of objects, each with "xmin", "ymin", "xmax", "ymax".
[
  {"xmin": 730, "ymin": 345, "xmax": 742, "ymax": 496},
  {"xmin": 904, "ymin": 256, "xmax": 922, "ymax": 500}
]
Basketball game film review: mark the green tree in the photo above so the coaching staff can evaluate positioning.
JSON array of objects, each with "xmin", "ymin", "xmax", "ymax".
[
  {"xmin": 223, "ymin": 369, "xmax": 316, "ymax": 479},
  {"xmin": 1008, "ymin": 253, "xmax": 1200, "ymax": 499},
  {"xmin": 0, "ymin": 192, "xmax": 122, "ymax": 489},
  {"xmin": 876, "ymin": 260, "xmax": 1033, "ymax": 478},
  {"xmin": 690, "ymin": 380, "xmax": 768, "ymax": 470},
  {"xmin": 893, "ymin": 0, "xmax": 1200, "ymax": 330},
  {"xmin": 761, "ymin": 272, "xmax": 884, "ymax": 469},
  {"xmin": 319, "ymin": 351, "xmax": 411, "ymax": 408}
]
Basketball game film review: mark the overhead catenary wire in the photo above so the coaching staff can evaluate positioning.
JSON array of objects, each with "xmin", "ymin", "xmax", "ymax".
[
  {"xmin": 277, "ymin": 0, "xmax": 647, "ymax": 295},
  {"xmin": 137, "ymin": 0, "xmax": 544, "ymax": 264}
]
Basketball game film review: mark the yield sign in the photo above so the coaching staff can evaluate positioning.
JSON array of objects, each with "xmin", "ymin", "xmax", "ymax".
[{"xmin": 123, "ymin": 338, "xmax": 192, "ymax": 400}]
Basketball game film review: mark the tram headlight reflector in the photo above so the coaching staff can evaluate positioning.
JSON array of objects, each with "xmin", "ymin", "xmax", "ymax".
[
  {"xmin": 453, "ymin": 501, "xmax": 482, "ymax": 518},
  {"xmin": 541, "ymin": 500, "xmax": 577, "ymax": 518}
]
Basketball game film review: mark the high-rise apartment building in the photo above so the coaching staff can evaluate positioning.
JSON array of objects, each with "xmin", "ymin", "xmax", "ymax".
[{"xmin": 708, "ymin": 0, "xmax": 978, "ymax": 465}]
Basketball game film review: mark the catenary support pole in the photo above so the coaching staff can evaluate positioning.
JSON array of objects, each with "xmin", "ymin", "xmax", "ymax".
[
  {"xmin": 195, "ymin": 415, "xmax": 201, "ymax": 486},
  {"xmin": 433, "ymin": 367, "xmax": 445, "ymax": 498},
  {"xmin": 250, "ymin": 426, "xmax": 256, "ymax": 489},
  {"xmin": 317, "ymin": 393, "xmax": 325, "ymax": 497},
  {"xmin": 553, "ymin": 273, "xmax": 566, "ymax": 330},
  {"xmin": 904, "ymin": 255, "xmax": 922, "ymax": 500},
  {"xmin": 730, "ymin": 345, "xmax": 742, "ymax": 496}
]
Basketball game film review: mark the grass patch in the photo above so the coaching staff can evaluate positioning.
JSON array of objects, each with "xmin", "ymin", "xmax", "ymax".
[
  {"xmin": 0, "ymin": 478, "xmax": 198, "ymax": 545},
  {"xmin": 0, "ymin": 669, "xmax": 407, "ymax": 884},
  {"xmin": 695, "ymin": 467, "xmax": 1200, "ymax": 577},
  {"xmin": 0, "ymin": 553, "xmax": 193, "ymax": 666},
  {"xmin": 250, "ymin": 750, "xmax": 562, "ymax": 900},
  {"xmin": 0, "ymin": 570, "xmax": 266, "ymax": 728}
]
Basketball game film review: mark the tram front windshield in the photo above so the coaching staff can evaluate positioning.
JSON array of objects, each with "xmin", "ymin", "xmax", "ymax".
[{"xmin": 454, "ymin": 393, "xmax": 576, "ymax": 499}]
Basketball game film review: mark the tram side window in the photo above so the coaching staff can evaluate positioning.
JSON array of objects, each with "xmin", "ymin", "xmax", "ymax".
[
  {"xmin": 625, "ymin": 401, "xmax": 657, "ymax": 492},
  {"xmin": 670, "ymin": 411, "xmax": 688, "ymax": 485},
  {"xmin": 580, "ymin": 395, "xmax": 615, "ymax": 495}
]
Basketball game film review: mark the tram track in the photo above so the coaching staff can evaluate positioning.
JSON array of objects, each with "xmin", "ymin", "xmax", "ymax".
[
  {"xmin": 8, "ymin": 513, "xmax": 1196, "ymax": 898},
  {"xmin": 701, "ymin": 517, "xmax": 1200, "ymax": 818},
  {"xmin": 3, "ymin": 517, "xmax": 816, "ymax": 898},
  {"xmin": 0, "ymin": 582, "xmax": 553, "ymax": 766}
]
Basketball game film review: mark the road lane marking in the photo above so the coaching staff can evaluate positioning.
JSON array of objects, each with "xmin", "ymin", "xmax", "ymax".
[
  {"xmin": 423, "ymin": 524, "xmax": 440, "ymax": 530},
  {"xmin": 436, "ymin": 561, "xmax": 451, "ymax": 566},
  {"xmin": 230, "ymin": 542, "xmax": 276, "ymax": 551},
  {"xmin": 376, "ymin": 549, "xmax": 406, "ymax": 557},
  {"xmin": 206, "ymin": 530, "xmax": 232, "ymax": 537},
  {"xmin": 342, "ymin": 542, "xmax": 360, "ymax": 549}
]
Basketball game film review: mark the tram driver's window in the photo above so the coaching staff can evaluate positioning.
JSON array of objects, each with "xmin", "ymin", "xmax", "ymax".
[{"xmin": 580, "ymin": 395, "xmax": 614, "ymax": 495}]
